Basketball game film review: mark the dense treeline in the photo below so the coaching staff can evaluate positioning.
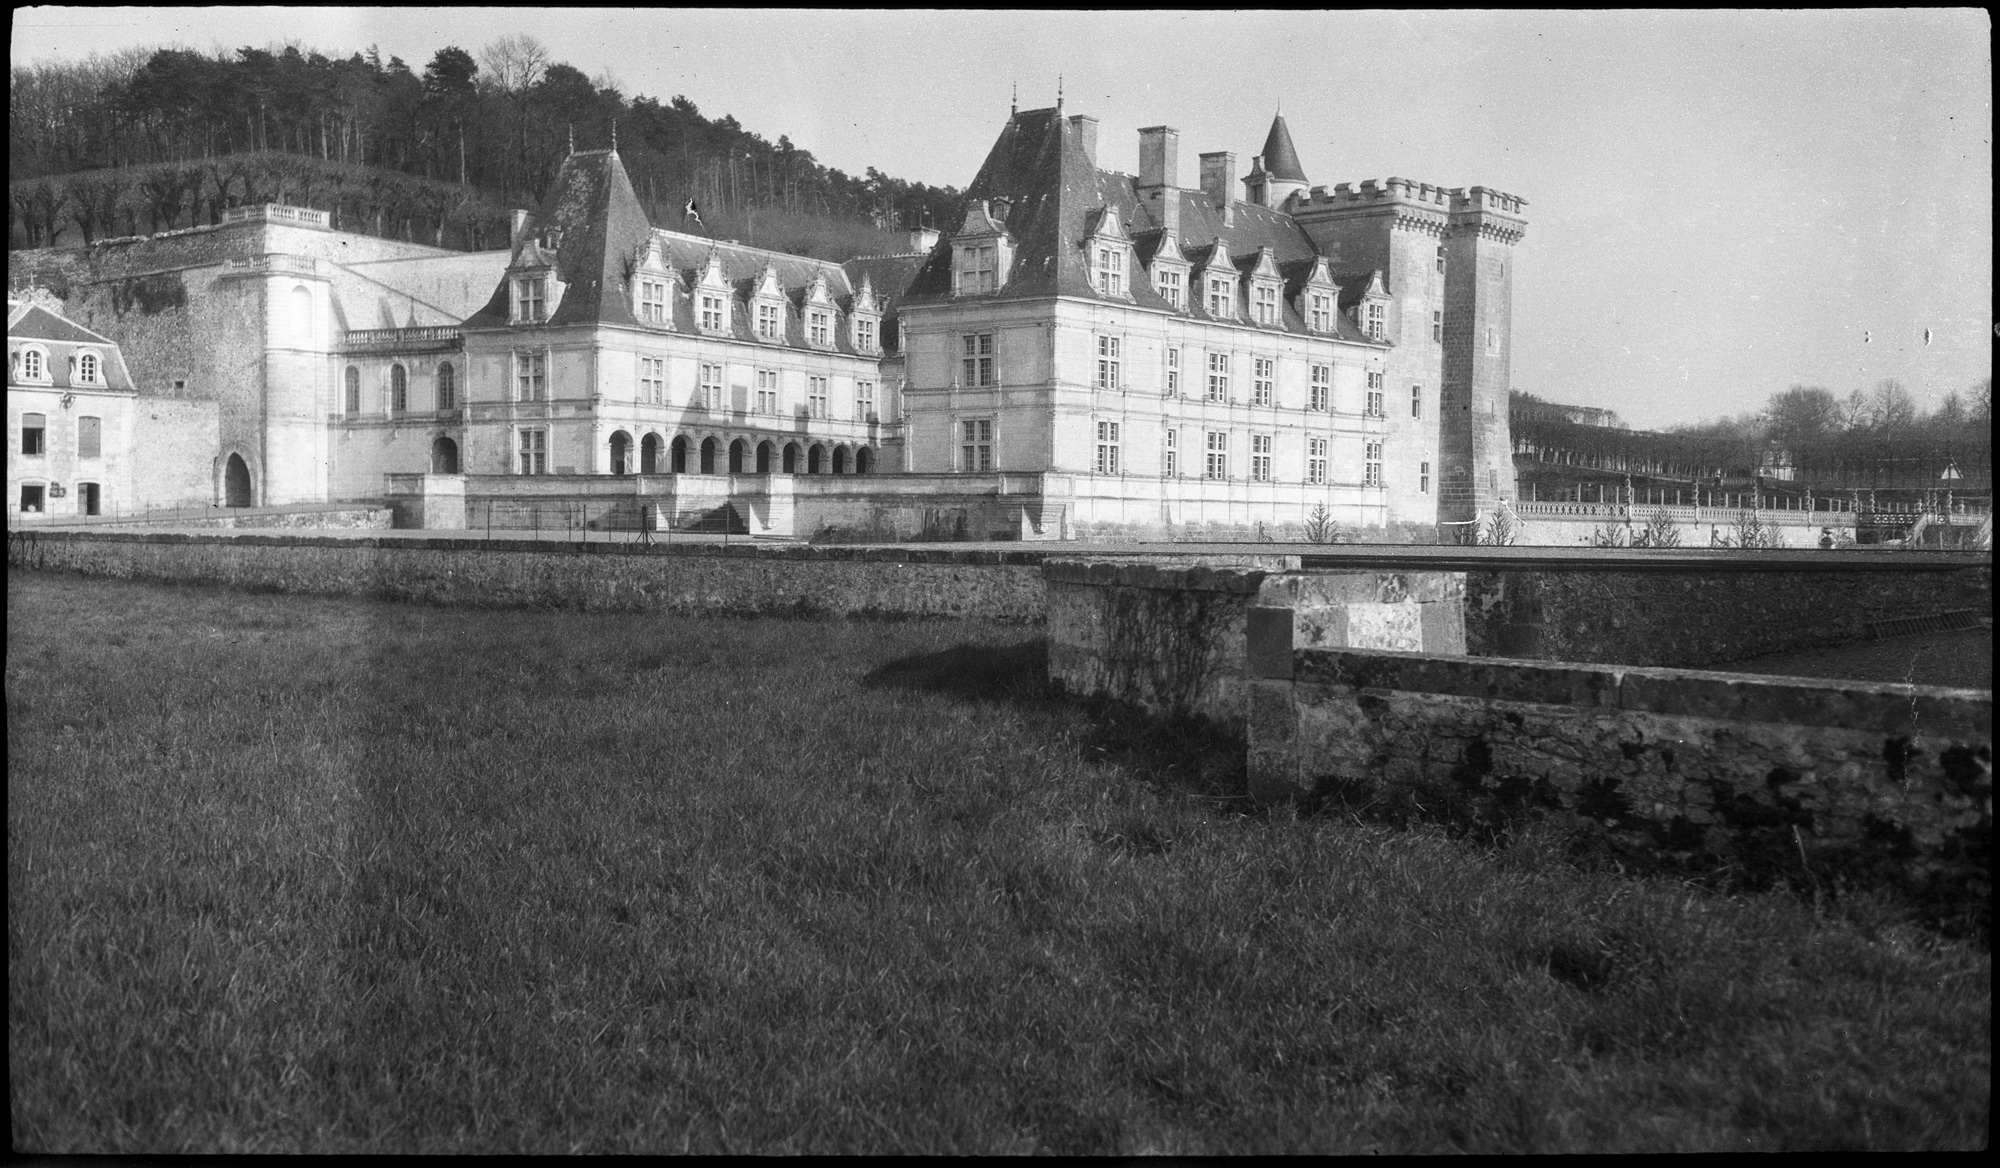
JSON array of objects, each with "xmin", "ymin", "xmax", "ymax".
[
  {"xmin": 1516, "ymin": 379, "xmax": 1994, "ymax": 493},
  {"xmin": 10, "ymin": 36, "xmax": 962, "ymax": 257}
]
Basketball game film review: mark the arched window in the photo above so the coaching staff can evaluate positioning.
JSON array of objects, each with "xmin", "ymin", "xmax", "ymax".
[
  {"xmin": 856, "ymin": 446, "xmax": 874, "ymax": 474},
  {"xmin": 343, "ymin": 366, "xmax": 361, "ymax": 414},
  {"xmin": 436, "ymin": 362, "xmax": 456, "ymax": 410},
  {"xmin": 76, "ymin": 351, "xmax": 101, "ymax": 384},
  {"xmin": 291, "ymin": 285, "xmax": 313, "ymax": 340},
  {"xmin": 19, "ymin": 347, "xmax": 48, "ymax": 382},
  {"xmin": 390, "ymin": 364, "xmax": 408, "ymax": 412}
]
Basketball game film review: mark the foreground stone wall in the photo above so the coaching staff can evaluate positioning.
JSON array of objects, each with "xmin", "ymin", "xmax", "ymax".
[
  {"xmin": 1466, "ymin": 564, "xmax": 1993, "ymax": 668},
  {"xmin": 1045, "ymin": 560, "xmax": 1468, "ymax": 730},
  {"xmin": 1248, "ymin": 645, "xmax": 1992, "ymax": 930},
  {"xmin": 8, "ymin": 530, "xmax": 1045, "ymax": 620}
]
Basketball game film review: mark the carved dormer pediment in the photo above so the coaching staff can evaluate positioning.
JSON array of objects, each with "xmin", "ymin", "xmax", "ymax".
[
  {"xmin": 955, "ymin": 199, "xmax": 1011, "ymax": 241},
  {"xmin": 1083, "ymin": 204, "xmax": 1128, "ymax": 244},
  {"xmin": 753, "ymin": 262, "xmax": 785, "ymax": 301},
  {"xmin": 1150, "ymin": 230, "xmax": 1187, "ymax": 266},
  {"xmin": 851, "ymin": 272, "xmax": 879, "ymax": 317},
  {"xmin": 1246, "ymin": 245, "xmax": 1281, "ymax": 281},
  {"xmin": 952, "ymin": 202, "xmax": 1014, "ymax": 296}
]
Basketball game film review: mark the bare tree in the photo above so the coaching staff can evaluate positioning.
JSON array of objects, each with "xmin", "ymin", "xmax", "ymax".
[
  {"xmin": 477, "ymin": 34, "xmax": 550, "ymax": 93},
  {"xmin": 1870, "ymin": 378, "xmax": 1916, "ymax": 431}
]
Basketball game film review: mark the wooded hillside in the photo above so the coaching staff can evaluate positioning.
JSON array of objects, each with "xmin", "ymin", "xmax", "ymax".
[{"xmin": 10, "ymin": 36, "xmax": 963, "ymax": 259}]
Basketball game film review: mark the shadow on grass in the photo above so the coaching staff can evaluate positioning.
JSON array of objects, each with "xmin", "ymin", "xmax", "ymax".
[{"xmin": 864, "ymin": 638, "xmax": 1253, "ymax": 810}]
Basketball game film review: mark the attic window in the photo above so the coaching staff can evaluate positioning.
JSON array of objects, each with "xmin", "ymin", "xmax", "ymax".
[
  {"xmin": 1094, "ymin": 245, "xmax": 1126, "ymax": 296},
  {"xmin": 514, "ymin": 277, "xmax": 547, "ymax": 324},
  {"xmin": 1253, "ymin": 282, "xmax": 1278, "ymax": 325},
  {"xmin": 638, "ymin": 279, "xmax": 669, "ymax": 324},
  {"xmin": 1156, "ymin": 268, "xmax": 1184, "ymax": 310},
  {"xmin": 18, "ymin": 346, "xmax": 49, "ymax": 383},
  {"xmin": 757, "ymin": 302, "xmax": 782, "ymax": 341},
  {"xmin": 1206, "ymin": 276, "xmax": 1234, "ymax": 319},
  {"xmin": 957, "ymin": 245, "xmax": 997, "ymax": 295},
  {"xmin": 1308, "ymin": 292, "xmax": 1332, "ymax": 333},
  {"xmin": 854, "ymin": 316, "xmax": 878, "ymax": 353},
  {"xmin": 75, "ymin": 350, "xmax": 102, "ymax": 384},
  {"xmin": 1365, "ymin": 302, "xmax": 1385, "ymax": 341},
  {"xmin": 808, "ymin": 310, "xmax": 831, "ymax": 347}
]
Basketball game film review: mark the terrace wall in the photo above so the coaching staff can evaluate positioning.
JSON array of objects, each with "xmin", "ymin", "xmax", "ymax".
[{"xmin": 1244, "ymin": 642, "xmax": 1992, "ymax": 929}]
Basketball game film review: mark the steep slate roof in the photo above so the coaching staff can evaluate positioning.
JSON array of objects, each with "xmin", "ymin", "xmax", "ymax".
[
  {"xmin": 900, "ymin": 105, "xmax": 1375, "ymax": 345},
  {"xmin": 463, "ymin": 147, "xmax": 655, "ymax": 330},
  {"xmin": 1258, "ymin": 114, "xmax": 1308, "ymax": 182},
  {"xmin": 8, "ymin": 300, "xmax": 139, "ymax": 391}
]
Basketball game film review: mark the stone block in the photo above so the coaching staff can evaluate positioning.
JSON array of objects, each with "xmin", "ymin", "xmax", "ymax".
[{"xmin": 1246, "ymin": 607, "xmax": 1296, "ymax": 678}]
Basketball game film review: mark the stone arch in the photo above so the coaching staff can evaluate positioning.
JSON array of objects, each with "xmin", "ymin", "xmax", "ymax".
[
  {"xmin": 610, "ymin": 430, "xmax": 634, "ymax": 475},
  {"xmin": 700, "ymin": 437, "xmax": 719, "ymax": 474},
  {"xmin": 728, "ymin": 438, "xmax": 749, "ymax": 474},
  {"xmin": 640, "ymin": 432, "xmax": 662, "ymax": 475},
  {"xmin": 832, "ymin": 446, "xmax": 850, "ymax": 475},
  {"xmin": 856, "ymin": 446, "xmax": 875, "ymax": 474},
  {"xmin": 672, "ymin": 435, "xmax": 691, "ymax": 473},
  {"xmin": 756, "ymin": 440, "xmax": 775, "ymax": 474},
  {"xmin": 290, "ymin": 284, "xmax": 313, "ymax": 341},
  {"xmin": 221, "ymin": 451, "xmax": 253, "ymax": 508},
  {"xmin": 782, "ymin": 442, "xmax": 801, "ymax": 473},
  {"xmin": 807, "ymin": 443, "xmax": 826, "ymax": 474},
  {"xmin": 431, "ymin": 435, "xmax": 460, "ymax": 474}
]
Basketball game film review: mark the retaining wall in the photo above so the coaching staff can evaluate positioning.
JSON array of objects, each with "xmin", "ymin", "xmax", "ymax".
[
  {"xmin": 1467, "ymin": 564, "xmax": 1993, "ymax": 668},
  {"xmin": 8, "ymin": 529, "xmax": 1046, "ymax": 620},
  {"xmin": 1045, "ymin": 561, "xmax": 1467, "ymax": 731},
  {"xmin": 1246, "ymin": 642, "xmax": 1992, "ymax": 929}
]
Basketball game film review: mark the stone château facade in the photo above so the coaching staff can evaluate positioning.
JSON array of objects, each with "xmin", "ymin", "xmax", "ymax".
[{"xmin": 9, "ymin": 105, "xmax": 1527, "ymax": 538}]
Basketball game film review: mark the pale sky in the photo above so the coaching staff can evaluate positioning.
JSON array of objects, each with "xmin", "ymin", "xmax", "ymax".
[{"xmin": 12, "ymin": 7, "xmax": 1992, "ymax": 430}]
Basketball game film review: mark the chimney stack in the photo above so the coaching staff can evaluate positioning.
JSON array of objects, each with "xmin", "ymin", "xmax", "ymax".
[
  {"xmin": 510, "ymin": 209, "xmax": 531, "ymax": 250},
  {"xmin": 1199, "ymin": 151, "xmax": 1237, "ymax": 226},
  {"xmin": 1138, "ymin": 125, "xmax": 1179, "ymax": 190},
  {"xmin": 1067, "ymin": 114, "xmax": 1099, "ymax": 166}
]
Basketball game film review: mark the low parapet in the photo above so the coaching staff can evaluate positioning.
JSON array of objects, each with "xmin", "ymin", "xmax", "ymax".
[
  {"xmin": 222, "ymin": 203, "xmax": 331, "ymax": 230},
  {"xmin": 1295, "ymin": 179, "xmax": 1527, "ymax": 218}
]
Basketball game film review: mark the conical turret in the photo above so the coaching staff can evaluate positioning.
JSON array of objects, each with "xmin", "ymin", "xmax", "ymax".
[{"xmin": 1245, "ymin": 113, "xmax": 1310, "ymax": 209}]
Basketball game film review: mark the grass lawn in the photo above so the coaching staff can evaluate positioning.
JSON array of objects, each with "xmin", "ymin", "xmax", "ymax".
[{"xmin": 8, "ymin": 570, "xmax": 1990, "ymax": 1153}]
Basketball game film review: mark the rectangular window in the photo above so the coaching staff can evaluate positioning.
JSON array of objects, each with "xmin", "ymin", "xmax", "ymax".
[
  {"xmin": 640, "ymin": 357, "xmax": 665, "ymax": 404},
  {"xmin": 1165, "ymin": 347, "xmax": 1179, "ymax": 396},
  {"xmin": 391, "ymin": 366, "xmax": 408, "ymax": 412},
  {"xmin": 639, "ymin": 279, "xmax": 668, "ymax": 324},
  {"xmin": 1307, "ymin": 437, "xmax": 1328, "ymax": 485},
  {"xmin": 1436, "ymin": 244, "xmax": 1446, "ymax": 274},
  {"xmin": 1253, "ymin": 358, "xmax": 1273, "ymax": 406},
  {"xmin": 1163, "ymin": 429, "xmax": 1177, "ymax": 477},
  {"xmin": 756, "ymin": 302, "xmax": 781, "ymax": 341},
  {"xmin": 514, "ymin": 277, "xmax": 546, "ymax": 323},
  {"xmin": 1365, "ymin": 441, "xmax": 1383, "ymax": 487},
  {"xmin": 515, "ymin": 351, "xmax": 546, "ymax": 401},
  {"xmin": 1420, "ymin": 461, "xmax": 1431, "ymax": 493},
  {"xmin": 21, "ymin": 412, "xmax": 46, "ymax": 457},
  {"xmin": 1366, "ymin": 387, "xmax": 1384, "ymax": 417},
  {"xmin": 1433, "ymin": 310, "xmax": 1443, "ymax": 342},
  {"xmin": 1207, "ymin": 277, "xmax": 1231, "ymax": 318},
  {"xmin": 699, "ymin": 363, "xmax": 723, "ymax": 410},
  {"xmin": 1365, "ymin": 302, "xmax": 1384, "ymax": 341},
  {"xmin": 1206, "ymin": 352, "xmax": 1228, "ymax": 402},
  {"xmin": 1095, "ymin": 420, "xmax": 1121, "ymax": 474},
  {"xmin": 1158, "ymin": 268, "xmax": 1183, "ymax": 309},
  {"xmin": 961, "ymin": 333, "xmax": 995, "ymax": 386},
  {"xmin": 700, "ymin": 295, "xmax": 726, "ymax": 332},
  {"xmin": 437, "ymin": 362, "xmax": 457, "ymax": 410},
  {"xmin": 1096, "ymin": 335, "xmax": 1121, "ymax": 392},
  {"xmin": 1309, "ymin": 293, "xmax": 1331, "ymax": 332},
  {"xmin": 1205, "ymin": 430, "xmax": 1228, "ymax": 479},
  {"xmin": 807, "ymin": 376, "xmax": 829, "ymax": 418},
  {"xmin": 1411, "ymin": 385, "xmax": 1423, "ymax": 418},
  {"xmin": 1309, "ymin": 364, "xmax": 1330, "ymax": 411},
  {"xmin": 960, "ymin": 419, "xmax": 993, "ymax": 472},
  {"xmin": 1254, "ymin": 283, "xmax": 1278, "ymax": 325},
  {"xmin": 856, "ymin": 317, "xmax": 876, "ymax": 351},
  {"xmin": 517, "ymin": 428, "xmax": 547, "ymax": 475},
  {"xmin": 809, "ymin": 311, "xmax": 831, "ymax": 347},
  {"xmin": 1097, "ymin": 247, "xmax": 1123, "ymax": 296},
  {"xmin": 20, "ymin": 483, "xmax": 46, "ymax": 512},
  {"xmin": 755, "ymin": 369, "xmax": 780, "ymax": 415},
  {"xmin": 1250, "ymin": 434, "xmax": 1272, "ymax": 481},
  {"xmin": 960, "ymin": 245, "xmax": 996, "ymax": 294},
  {"xmin": 78, "ymin": 415, "xmax": 101, "ymax": 460}
]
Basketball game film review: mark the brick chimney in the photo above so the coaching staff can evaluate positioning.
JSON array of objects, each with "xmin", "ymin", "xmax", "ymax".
[
  {"xmin": 1138, "ymin": 125, "xmax": 1179, "ymax": 190},
  {"xmin": 1199, "ymin": 151, "xmax": 1237, "ymax": 226}
]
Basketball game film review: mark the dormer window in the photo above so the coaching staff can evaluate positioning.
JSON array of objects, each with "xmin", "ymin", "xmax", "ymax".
[
  {"xmin": 958, "ymin": 245, "xmax": 997, "ymax": 294},
  {"xmin": 1308, "ymin": 293, "xmax": 1332, "ymax": 333},
  {"xmin": 514, "ymin": 276, "xmax": 547, "ymax": 324},
  {"xmin": 75, "ymin": 350, "xmax": 101, "ymax": 384},
  {"xmin": 638, "ymin": 278, "xmax": 669, "ymax": 324},
  {"xmin": 1094, "ymin": 245, "xmax": 1125, "ymax": 296},
  {"xmin": 1206, "ymin": 276, "xmax": 1234, "ymax": 319},
  {"xmin": 1253, "ymin": 282, "xmax": 1279, "ymax": 325},
  {"xmin": 1366, "ymin": 302, "xmax": 1385, "ymax": 341},
  {"xmin": 809, "ymin": 310, "xmax": 831, "ymax": 347},
  {"xmin": 1157, "ymin": 268, "xmax": 1184, "ymax": 309},
  {"xmin": 756, "ymin": 302, "xmax": 782, "ymax": 341},
  {"xmin": 854, "ymin": 316, "xmax": 878, "ymax": 353},
  {"xmin": 19, "ymin": 346, "xmax": 49, "ymax": 383},
  {"xmin": 700, "ymin": 295, "xmax": 727, "ymax": 332},
  {"xmin": 693, "ymin": 253, "xmax": 734, "ymax": 336}
]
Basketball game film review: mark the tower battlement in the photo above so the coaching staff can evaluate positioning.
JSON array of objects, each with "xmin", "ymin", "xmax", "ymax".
[{"xmin": 1296, "ymin": 180, "xmax": 1527, "ymax": 219}]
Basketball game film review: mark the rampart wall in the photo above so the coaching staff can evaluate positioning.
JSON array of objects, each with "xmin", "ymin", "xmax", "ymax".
[{"xmin": 1245, "ymin": 642, "xmax": 1991, "ymax": 932}]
